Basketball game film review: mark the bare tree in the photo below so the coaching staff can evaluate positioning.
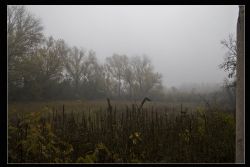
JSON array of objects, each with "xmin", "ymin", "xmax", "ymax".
[
  {"xmin": 219, "ymin": 34, "xmax": 237, "ymax": 86},
  {"xmin": 219, "ymin": 34, "xmax": 237, "ymax": 112}
]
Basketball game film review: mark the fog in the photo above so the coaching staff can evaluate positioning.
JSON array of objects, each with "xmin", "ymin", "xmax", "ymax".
[{"xmin": 26, "ymin": 5, "xmax": 238, "ymax": 88}]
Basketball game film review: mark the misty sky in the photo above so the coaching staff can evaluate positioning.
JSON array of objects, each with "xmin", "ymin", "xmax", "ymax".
[{"xmin": 26, "ymin": 5, "xmax": 239, "ymax": 87}]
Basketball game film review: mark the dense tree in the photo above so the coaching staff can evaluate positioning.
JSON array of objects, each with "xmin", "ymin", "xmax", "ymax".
[
  {"xmin": 8, "ymin": 5, "xmax": 44, "ymax": 100},
  {"xmin": 103, "ymin": 64, "xmax": 116, "ymax": 98},
  {"xmin": 123, "ymin": 62, "xmax": 135, "ymax": 99},
  {"xmin": 34, "ymin": 36, "xmax": 69, "ymax": 99},
  {"xmin": 38, "ymin": 37, "xmax": 68, "ymax": 82},
  {"xmin": 7, "ymin": 6, "xmax": 164, "ymax": 101},
  {"xmin": 130, "ymin": 55, "xmax": 162, "ymax": 99},
  {"xmin": 11, "ymin": 36, "xmax": 69, "ymax": 100},
  {"xmin": 80, "ymin": 50, "xmax": 106, "ymax": 99},
  {"xmin": 105, "ymin": 54, "xmax": 129, "ymax": 98},
  {"xmin": 64, "ymin": 47, "xmax": 86, "ymax": 99},
  {"xmin": 8, "ymin": 5, "xmax": 43, "ymax": 66},
  {"xmin": 103, "ymin": 54, "xmax": 163, "ymax": 100}
]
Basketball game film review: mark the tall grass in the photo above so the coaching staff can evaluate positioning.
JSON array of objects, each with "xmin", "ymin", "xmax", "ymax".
[{"xmin": 8, "ymin": 100, "xmax": 235, "ymax": 163}]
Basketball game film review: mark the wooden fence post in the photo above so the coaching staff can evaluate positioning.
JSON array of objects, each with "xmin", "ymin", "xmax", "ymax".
[{"xmin": 236, "ymin": 5, "xmax": 245, "ymax": 163}]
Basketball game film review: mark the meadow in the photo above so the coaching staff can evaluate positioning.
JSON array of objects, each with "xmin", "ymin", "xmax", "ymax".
[
  {"xmin": 7, "ymin": 5, "xmax": 240, "ymax": 164},
  {"xmin": 8, "ymin": 99, "xmax": 235, "ymax": 163}
]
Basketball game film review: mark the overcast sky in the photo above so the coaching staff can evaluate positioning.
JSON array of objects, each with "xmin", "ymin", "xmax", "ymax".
[{"xmin": 26, "ymin": 5, "xmax": 239, "ymax": 88}]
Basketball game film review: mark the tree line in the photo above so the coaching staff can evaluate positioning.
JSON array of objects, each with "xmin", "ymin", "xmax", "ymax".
[
  {"xmin": 8, "ymin": 6, "xmax": 163, "ymax": 101},
  {"xmin": 8, "ymin": 5, "xmax": 235, "ymax": 106}
]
